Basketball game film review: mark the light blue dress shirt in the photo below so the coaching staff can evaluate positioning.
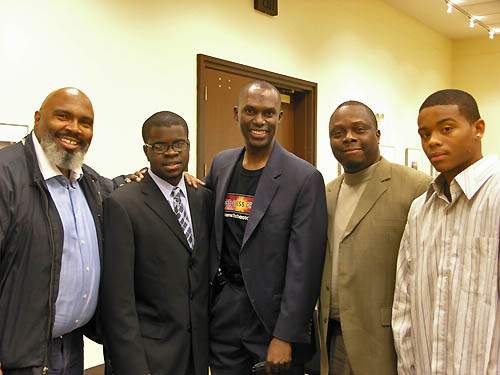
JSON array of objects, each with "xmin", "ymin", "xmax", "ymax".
[{"xmin": 32, "ymin": 134, "xmax": 100, "ymax": 338}]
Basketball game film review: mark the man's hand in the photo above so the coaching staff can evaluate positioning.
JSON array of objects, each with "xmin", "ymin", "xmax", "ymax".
[
  {"xmin": 183, "ymin": 172, "xmax": 205, "ymax": 189},
  {"xmin": 122, "ymin": 168, "xmax": 147, "ymax": 185},
  {"xmin": 265, "ymin": 337, "xmax": 291, "ymax": 374}
]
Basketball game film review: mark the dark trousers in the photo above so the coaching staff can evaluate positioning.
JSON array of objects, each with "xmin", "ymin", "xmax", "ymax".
[
  {"xmin": 327, "ymin": 320, "xmax": 352, "ymax": 375},
  {"xmin": 4, "ymin": 330, "xmax": 84, "ymax": 375},
  {"xmin": 209, "ymin": 283, "xmax": 304, "ymax": 375}
]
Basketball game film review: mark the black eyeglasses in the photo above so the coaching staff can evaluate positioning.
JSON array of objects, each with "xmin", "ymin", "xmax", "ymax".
[{"xmin": 145, "ymin": 141, "xmax": 189, "ymax": 154}]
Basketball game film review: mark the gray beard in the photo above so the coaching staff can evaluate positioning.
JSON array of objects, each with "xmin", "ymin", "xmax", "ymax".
[{"xmin": 39, "ymin": 133, "xmax": 88, "ymax": 172}]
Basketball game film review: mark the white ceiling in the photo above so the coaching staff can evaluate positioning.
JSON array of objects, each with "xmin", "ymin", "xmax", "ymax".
[{"xmin": 382, "ymin": 0, "xmax": 500, "ymax": 39}]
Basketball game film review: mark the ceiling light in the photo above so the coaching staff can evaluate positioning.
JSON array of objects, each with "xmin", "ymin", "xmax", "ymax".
[{"xmin": 442, "ymin": 0, "xmax": 495, "ymax": 39}]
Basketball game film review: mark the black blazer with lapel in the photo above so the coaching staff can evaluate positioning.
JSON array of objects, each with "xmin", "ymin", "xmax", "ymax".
[
  {"xmin": 100, "ymin": 173, "xmax": 214, "ymax": 375},
  {"xmin": 206, "ymin": 142, "xmax": 327, "ymax": 346}
]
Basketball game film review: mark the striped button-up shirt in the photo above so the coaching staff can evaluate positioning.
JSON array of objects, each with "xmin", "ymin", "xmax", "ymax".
[{"xmin": 392, "ymin": 155, "xmax": 500, "ymax": 375}]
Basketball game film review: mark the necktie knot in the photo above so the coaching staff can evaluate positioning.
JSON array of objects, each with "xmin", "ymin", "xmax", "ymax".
[{"xmin": 172, "ymin": 186, "xmax": 181, "ymax": 199}]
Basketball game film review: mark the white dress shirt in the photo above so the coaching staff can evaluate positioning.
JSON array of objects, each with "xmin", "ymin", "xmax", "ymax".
[{"xmin": 392, "ymin": 155, "xmax": 500, "ymax": 375}]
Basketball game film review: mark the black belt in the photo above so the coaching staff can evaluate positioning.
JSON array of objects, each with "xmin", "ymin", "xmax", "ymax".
[{"xmin": 225, "ymin": 272, "xmax": 244, "ymax": 286}]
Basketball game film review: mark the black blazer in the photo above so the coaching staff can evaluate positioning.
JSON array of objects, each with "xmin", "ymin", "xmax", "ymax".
[
  {"xmin": 100, "ymin": 173, "xmax": 213, "ymax": 375},
  {"xmin": 206, "ymin": 142, "xmax": 327, "ymax": 348}
]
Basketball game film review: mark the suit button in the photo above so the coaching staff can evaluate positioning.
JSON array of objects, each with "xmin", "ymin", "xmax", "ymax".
[
  {"xmin": 324, "ymin": 318, "xmax": 328, "ymax": 323},
  {"xmin": 190, "ymin": 293, "xmax": 194, "ymax": 299},
  {"xmin": 326, "ymin": 285, "xmax": 330, "ymax": 291},
  {"xmin": 188, "ymin": 326, "xmax": 192, "ymax": 333}
]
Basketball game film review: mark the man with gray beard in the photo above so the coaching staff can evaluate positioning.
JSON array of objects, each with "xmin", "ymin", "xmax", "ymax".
[
  {"xmin": 39, "ymin": 131, "xmax": 89, "ymax": 173},
  {"xmin": 0, "ymin": 88, "xmax": 123, "ymax": 375}
]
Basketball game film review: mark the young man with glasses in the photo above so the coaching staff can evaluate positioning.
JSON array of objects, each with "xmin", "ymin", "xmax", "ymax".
[{"xmin": 100, "ymin": 111, "xmax": 214, "ymax": 375}]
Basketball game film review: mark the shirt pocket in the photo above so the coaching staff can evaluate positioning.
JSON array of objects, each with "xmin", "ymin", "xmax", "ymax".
[{"xmin": 460, "ymin": 236, "xmax": 497, "ymax": 295}]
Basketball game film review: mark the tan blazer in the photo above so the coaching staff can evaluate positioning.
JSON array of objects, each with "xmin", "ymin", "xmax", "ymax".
[{"xmin": 318, "ymin": 158, "xmax": 431, "ymax": 375}]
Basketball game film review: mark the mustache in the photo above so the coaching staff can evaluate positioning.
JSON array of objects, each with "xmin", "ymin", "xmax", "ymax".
[{"xmin": 55, "ymin": 131, "xmax": 89, "ymax": 151}]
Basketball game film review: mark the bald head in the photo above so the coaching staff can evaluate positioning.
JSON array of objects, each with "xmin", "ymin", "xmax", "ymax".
[
  {"xmin": 40, "ymin": 87, "xmax": 93, "ymax": 113},
  {"xmin": 238, "ymin": 81, "xmax": 281, "ymax": 109},
  {"xmin": 34, "ymin": 87, "xmax": 94, "ymax": 177}
]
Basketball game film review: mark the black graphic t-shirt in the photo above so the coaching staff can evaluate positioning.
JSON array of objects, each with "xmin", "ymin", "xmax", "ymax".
[{"xmin": 221, "ymin": 157, "xmax": 263, "ymax": 274}]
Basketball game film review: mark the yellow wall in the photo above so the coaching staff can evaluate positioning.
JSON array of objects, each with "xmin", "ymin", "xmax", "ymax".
[
  {"xmin": 452, "ymin": 38, "xmax": 500, "ymax": 156},
  {"xmin": 1, "ymin": 0, "xmax": 451, "ymax": 183},
  {"xmin": 0, "ymin": 0, "xmax": 453, "ymax": 367}
]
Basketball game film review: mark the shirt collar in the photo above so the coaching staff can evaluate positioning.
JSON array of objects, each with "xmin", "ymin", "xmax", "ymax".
[
  {"xmin": 32, "ymin": 132, "xmax": 84, "ymax": 184},
  {"xmin": 427, "ymin": 155, "xmax": 500, "ymax": 201},
  {"xmin": 148, "ymin": 169, "xmax": 188, "ymax": 198}
]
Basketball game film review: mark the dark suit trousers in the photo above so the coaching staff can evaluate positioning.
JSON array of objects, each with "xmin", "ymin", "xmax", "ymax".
[{"xmin": 209, "ymin": 283, "xmax": 304, "ymax": 375}]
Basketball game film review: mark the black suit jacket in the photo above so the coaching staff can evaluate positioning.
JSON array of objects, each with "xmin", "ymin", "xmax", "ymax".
[
  {"xmin": 206, "ymin": 142, "xmax": 327, "ymax": 349},
  {"xmin": 100, "ymin": 173, "xmax": 213, "ymax": 375}
]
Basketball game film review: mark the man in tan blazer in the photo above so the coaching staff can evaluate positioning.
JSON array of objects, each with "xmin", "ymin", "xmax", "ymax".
[{"xmin": 318, "ymin": 101, "xmax": 431, "ymax": 374}]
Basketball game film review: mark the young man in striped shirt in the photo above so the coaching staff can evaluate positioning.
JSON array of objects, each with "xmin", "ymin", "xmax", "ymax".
[{"xmin": 392, "ymin": 89, "xmax": 500, "ymax": 374}]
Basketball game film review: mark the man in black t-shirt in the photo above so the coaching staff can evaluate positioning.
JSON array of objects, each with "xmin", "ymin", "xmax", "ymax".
[
  {"xmin": 205, "ymin": 81, "xmax": 327, "ymax": 375},
  {"xmin": 221, "ymin": 157, "xmax": 262, "ymax": 276}
]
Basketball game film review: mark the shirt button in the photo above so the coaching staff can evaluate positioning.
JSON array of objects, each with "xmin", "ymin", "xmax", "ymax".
[
  {"xmin": 81, "ymin": 240, "xmax": 86, "ymax": 245},
  {"xmin": 86, "ymin": 267, "xmax": 90, "ymax": 272},
  {"xmin": 75, "ymin": 319, "xmax": 79, "ymax": 324},
  {"xmin": 83, "ymin": 294, "xmax": 87, "ymax": 299}
]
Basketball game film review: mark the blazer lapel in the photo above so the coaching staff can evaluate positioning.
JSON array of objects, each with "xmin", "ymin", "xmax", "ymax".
[
  {"xmin": 326, "ymin": 177, "xmax": 343, "ymax": 253},
  {"xmin": 213, "ymin": 148, "xmax": 244, "ymax": 253},
  {"xmin": 241, "ymin": 143, "xmax": 283, "ymax": 250},
  {"xmin": 342, "ymin": 158, "xmax": 391, "ymax": 240},
  {"xmin": 141, "ymin": 174, "xmax": 192, "ymax": 252}
]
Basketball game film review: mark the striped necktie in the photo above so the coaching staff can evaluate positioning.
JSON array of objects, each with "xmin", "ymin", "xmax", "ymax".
[{"xmin": 171, "ymin": 187, "xmax": 194, "ymax": 249}]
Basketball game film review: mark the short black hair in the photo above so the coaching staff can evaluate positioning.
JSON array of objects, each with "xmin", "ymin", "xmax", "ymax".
[
  {"xmin": 142, "ymin": 111, "xmax": 189, "ymax": 143},
  {"xmin": 332, "ymin": 100, "xmax": 378, "ymax": 129},
  {"xmin": 419, "ymin": 89, "xmax": 480, "ymax": 125},
  {"xmin": 238, "ymin": 80, "xmax": 281, "ymax": 108}
]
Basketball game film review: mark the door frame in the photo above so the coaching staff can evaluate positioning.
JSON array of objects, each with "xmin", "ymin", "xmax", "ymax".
[{"xmin": 196, "ymin": 54, "xmax": 318, "ymax": 177}]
